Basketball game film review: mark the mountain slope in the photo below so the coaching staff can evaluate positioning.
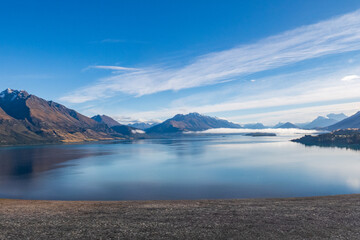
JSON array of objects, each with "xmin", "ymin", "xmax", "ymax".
[
  {"xmin": 91, "ymin": 115, "xmax": 121, "ymax": 127},
  {"xmin": 0, "ymin": 89, "xmax": 122, "ymax": 144},
  {"xmin": 91, "ymin": 114, "xmax": 144, "ymax": 136},
  {"xmin": 0, "ymin": 106, "xmax": 49, "ymax": 145},
  {"xmin": 146, "ymin": 112, "xmax": 241, "ymax": 134},
  {"xmin": 327, "ymin": 111, "xmax": 360, "ymax": 130},
  {"xmin": 327, "ymin": 113, "xmax": 348, "ymax": 122},
  {"xmin": 275, "ymin": 122, "xmax": 299, "ymax": 129},
  {"xmin": 304, "ymin": 113, "xmax": 347, "ymax": 129},
  {"xmin": 304, "ymin": 116, "xmax": 338, "ymax": 129}
]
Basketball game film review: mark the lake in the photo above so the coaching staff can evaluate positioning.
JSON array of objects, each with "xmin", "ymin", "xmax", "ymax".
[{"xmin": 0, "ymin": 132, "xmax": 359, "ymax": 200}]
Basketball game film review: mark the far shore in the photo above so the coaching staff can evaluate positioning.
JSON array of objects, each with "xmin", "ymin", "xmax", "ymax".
[{"xmin": 1, "ymin": 194, "xmax": 360, "ymax": 239}]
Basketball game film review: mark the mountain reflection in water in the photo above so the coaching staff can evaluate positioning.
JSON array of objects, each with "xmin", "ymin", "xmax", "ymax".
[{"xmin": 0, "ymin": 135, "xmax": 359, "ymax": 200}]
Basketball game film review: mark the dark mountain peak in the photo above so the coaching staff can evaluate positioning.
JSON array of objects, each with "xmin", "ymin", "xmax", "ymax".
[
  {"xmin": 172, "ymin": 112, "xmax": 202, "ymax": 120},
  {"xmin": 91, "ymin": 114, "xmax": 121, "ymax": 127},
  {"xmin": 188, "ymin": 112, "xmax": 202, "ymax": 117},
  {"xmin": 0, "ymin": 88, "xmax": 30, "ymax": 101}
]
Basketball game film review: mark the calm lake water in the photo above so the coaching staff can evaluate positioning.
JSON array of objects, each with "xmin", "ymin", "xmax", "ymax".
[{"xmin": 0, "ymin": 133, "xmax": 360, "ymax": 200}]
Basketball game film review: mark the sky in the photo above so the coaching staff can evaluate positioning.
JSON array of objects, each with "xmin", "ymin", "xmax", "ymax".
[{"xmin": 2, "ymin": 0, "xmax": 360, "ymax": 125}]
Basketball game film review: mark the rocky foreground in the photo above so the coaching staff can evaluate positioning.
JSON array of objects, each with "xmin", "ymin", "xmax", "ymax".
[{"xmin": 1, "ymin": 195, "xmax": 360, "ymax": 239}]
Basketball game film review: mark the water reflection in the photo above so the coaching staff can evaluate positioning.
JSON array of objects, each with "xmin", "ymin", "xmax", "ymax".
[
  {"xmin": 0, "ymin": 145, "xmax": 113, "ymax": 178},
  {"xmin": 0, "ymin": 135, "xmax": 359, "ymax": 200},
  {"xmin": 294, "ymin": 142, "xmax": 360, "ymax": 151}
]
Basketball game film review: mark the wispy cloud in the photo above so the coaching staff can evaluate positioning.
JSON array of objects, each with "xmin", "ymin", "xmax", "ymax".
[
  {"xmin": 104, "ymin": 64, "xmax": 360, "ymax": 124},
  {"xmin": 341, "ymin": 74, "xmax": 360, "ymax": 82},
  {"xmin": 90, "ymin": 65, "xmax": 139, "ymax": 71},
  {"xmin": 61, "ymin": 9, "xmax": 360, "ymax": 103}
]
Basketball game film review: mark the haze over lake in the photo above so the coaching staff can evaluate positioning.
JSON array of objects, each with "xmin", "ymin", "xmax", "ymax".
[{"xmin": 0, "ymin": 132, "xmax": 359, "ymax": 201}]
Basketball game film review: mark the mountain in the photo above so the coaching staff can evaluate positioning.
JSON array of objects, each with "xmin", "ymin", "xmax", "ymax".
[
  {"xmin": 327, "ymin": 111, "xmax": 360, "ymax": 130},
  {"xmin": 127, "ymin": 122, "xmax": 158, "ymax": 130},
  {"xmin": 303, "ymin": 113, "xmax": 348, "ymax": 129},
  {"xmin": 91, "ymin": 114, "xmax": 145, "ymax": 136},
  {"xmin": 243, "ymin": 123, "xmax": 266, "ymax": 129},
  {"xmin": 327, "ymin": 113, "xmax": 347, "ymax": 122},
  {"xmin": 91, "ymin": 115, "xmax": 121, "ymax": 127},
  {"xmin": 111, "ymin": 125, "xmax": 145, "ymax": 135},
  {"xmin": 275, "ymin": 122, "xmax": 299, "ymax": 129},
  {"xmin": 304, "ymin": 116, "xmax": 338, "ymax": 129},
  {"xmin": 146, "ymin": 112, "xmax": 241, "ymax": 134},
  {"xmin": 0, "ymin": 89, "xmax": 123, "ymax": 145}
]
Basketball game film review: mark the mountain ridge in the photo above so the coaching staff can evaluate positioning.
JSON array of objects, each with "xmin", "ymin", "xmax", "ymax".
[
  {"xmin": 0, "ymin": 89, "xmax": 123, "ymax": 145},
  {"xmin": 146, "ymin": 112, "xmax": 241, "ymax": 134},
  {"xmin": 327, "ymin": 111, "xmax": 360, "ymax": 130}
]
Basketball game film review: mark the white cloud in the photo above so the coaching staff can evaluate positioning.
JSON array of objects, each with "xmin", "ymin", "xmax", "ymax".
[
  {"xmin": 187, "ymin": 128, "xmax": 319, "ymax": 136},
  {"xmin": 341, "ymin": 74, "xmax": 360, "ymax": 82},
  {"xmin": 131, "ymin": 129, "xmax": 145, "ymax": 134},
  {"xmin": 91, "ymin": 65, "xmax": 139, "ymax": 71},
  {"xmin": 107, "ymin": 65, "xmax": 360, "ymax": 124},
  {"xmin": 61, "ymin": 9, "xmax": 360, "ymax": 103},
  {"xmin": 225, "ymin": 102, "xmax": 359, "ymax": 124}
]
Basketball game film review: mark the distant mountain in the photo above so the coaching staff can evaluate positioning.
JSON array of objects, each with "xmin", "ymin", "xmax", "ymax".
[
  {"xmin": 146, "ymin": 112, "xmax": 241, "ymax": 134},
  {"xmin": 111, "ymin": 125, "xmax": 144, "ymax": 135},
  {"xmin": 127, "ymin": 122, "xmax": 158, "ymax": 130},
  {"xmin": 91, "ymin": 115, "xmax": 121, "ymax": 127},
  {"xmin": 243, "ymin": 123, "xmax": 266, "ymax": 129},
  {"xmin": 327, "ymin": 113, "xmax": 347, "ymax": 122},
  {"xmin": 0, "ymin": 89, "xmax": 124, "ymax": 145},
  {"xmin": 304, "ymin": 116, "xmax": 338, "ymax": 129},
  {"xmin": 275, "ymin": 122, "xmax": 299, "ymax": 129},
  {"xmin": 327, "ymin": 111, "xmax": 360, "ymax": 130},
  {"xmin": 92, "ymin": 114, "xmax": 144, "ymax": 136},
  {"xmin": 304, "ymin": 113, "xmax": 348, "ymax": 129}
]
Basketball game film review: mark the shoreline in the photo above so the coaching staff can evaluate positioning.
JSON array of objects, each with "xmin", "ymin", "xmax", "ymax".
[{"xmin": 1, "ymin": 194, "xmax": 360, "ymax": 239}]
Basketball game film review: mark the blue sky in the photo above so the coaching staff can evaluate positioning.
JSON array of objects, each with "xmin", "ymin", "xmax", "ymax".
[{"xmin": 2, "ymin": 0, "xmax": 360, "ymax": 125}]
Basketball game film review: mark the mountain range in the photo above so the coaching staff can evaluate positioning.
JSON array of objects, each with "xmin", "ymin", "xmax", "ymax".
[
  {"xmin": 146, "ymin": 112, "xmax": 241, "ymax": 134},
  {"xmin": 303, "ymin": 113, "xmax": 348, "ymax": 129},
  {"xmin": 0, "ymin": 89, "xmax": 122, "ymax": 145},
  {"xmin": 274, "ymin": 122, "xmax": 299, "ymax": 129},
  {"xmin": 327, "ymin": 111, "xmax": 360, "ymax": 130},
  {"xmin": 91, "ymin": 115, "xmax": 144, "ymax": 136},
  {"xmin": 0, "ymin": 88, "xmax": 360, "ymax": 145},
  {"xmin": 127, "ymin": 122, "xmax": 158, "ymax": 130}
]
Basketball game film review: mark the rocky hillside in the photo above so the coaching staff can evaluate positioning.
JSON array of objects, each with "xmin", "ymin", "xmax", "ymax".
[{"xmin": 0, "ymin": 89, "xmax": 123, "ymax": 145}]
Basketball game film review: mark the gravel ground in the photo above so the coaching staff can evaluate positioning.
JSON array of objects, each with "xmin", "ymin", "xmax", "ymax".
[{"xmin": 1, "ymin": 194, "xmax": 360, "ymax": 239}]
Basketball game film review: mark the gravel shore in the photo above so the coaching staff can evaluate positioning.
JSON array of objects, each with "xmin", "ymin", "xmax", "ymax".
[{"xmin": 1, "ymin": 194, "xmax": 360, "ymax": 239}]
